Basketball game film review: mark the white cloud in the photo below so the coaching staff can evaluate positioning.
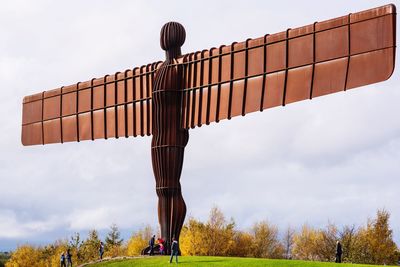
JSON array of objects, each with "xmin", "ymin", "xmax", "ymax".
[{"xmin": 0, "ymin": 210, "xmax": 62, "ymax": 239}]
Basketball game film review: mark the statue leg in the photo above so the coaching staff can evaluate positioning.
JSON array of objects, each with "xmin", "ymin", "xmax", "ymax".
[{"xmin": 151, "ymin": 143, "xmax": 187, "ymax": 254}]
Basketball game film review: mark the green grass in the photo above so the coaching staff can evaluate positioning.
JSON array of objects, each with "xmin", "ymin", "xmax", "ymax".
[{"xmin": 90, "ymin": 256, "xmax": 391, "ymax": 267}]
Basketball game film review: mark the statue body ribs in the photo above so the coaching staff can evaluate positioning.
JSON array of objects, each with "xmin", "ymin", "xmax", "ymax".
[
  {"xmin": 151, "ymin": 22, "xmax": 188, "ymax": 252},
  {"xmin": 21, "ymin": 4, "xmax": 396, "ymax": 254}
]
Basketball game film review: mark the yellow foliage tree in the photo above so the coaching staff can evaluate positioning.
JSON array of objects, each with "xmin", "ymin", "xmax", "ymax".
[
  {"xmin": 228, "ymin": 231, "xmax": 254, "ymax": 257},
  {"xmin": 6, "ymin": 245, "xmax": 42, "ymax": 267},
  {"xmin": 180, "ymin": 207, "xmax": 236, "ymax": 256},
  {"xmin": 79, "ymin": 229, "xmax": 101, "ymax": 263},
  {"xmin": 126, "ymin": 225, "xmax": 153, "ymax": 256},
  {"xmin": 180, "ymin": 217, "xmax": 206, "ymax": 256},
  {"xmin": 314, "ymin": 223, "xmax": 338, "ymax": 261},
  {"xmin": 251, "ymin": 221, "xmax": 284, "ymax": 259},
  {"xmin": 68, "ymin": 232, "xmax": 84, "ymax": 265},
  {"xmin": 48, "ymin": 241, "xmax": 69, "ymax": 267},
  {"xmin": 202, "ymin": 207, "xmax": 236, "ymax": 256},
  {"xmin": 104, "ymin": 224, "xmax": 125, "ymax": 258},
  {"xmin": 292, "ymin": 224, "xmax": 320, "ymax": 261},
  {"xmin": 338, "ymin": 224, "xmax": 357, "ymax": 262},
  {"xmin": 351, "ymin": 209, "xmax": 398, "ymax": 265},
  {"xmin": 5, "ymin": 242, "xmax": 69, "ymax": 267}
]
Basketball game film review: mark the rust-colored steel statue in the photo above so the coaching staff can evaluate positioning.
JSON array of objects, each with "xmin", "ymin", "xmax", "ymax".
[
  {"xmin": 21, "ymin": 4, "xmax": 396, "ymax": 253},
  {"xmin": 151, "ymin": 22, "xmax": 189, "ymax": 250}
]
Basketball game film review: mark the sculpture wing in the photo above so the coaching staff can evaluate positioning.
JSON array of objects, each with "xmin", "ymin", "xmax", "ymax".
[
  {"xmin": 22, "ymin": 62, "xmax": 162, "ymax": 146},
  {"xmin": 180, "ymin": 4, "xmax": 396, "ymax": 129}
]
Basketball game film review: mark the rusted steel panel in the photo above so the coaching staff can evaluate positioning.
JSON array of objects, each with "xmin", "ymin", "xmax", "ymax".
[
  {"xmin": 21, "ymin": 122, "xmax": 42, "ymax": 146},
  {"xmin": 43, "ymin": 119, "xmax": 61, "ymax": 144},
  {"xmin": 347, "ymin": 47, "xmax": 395, "ymax": 90},
  {"xmin": 181, "ymin": 4, "xmax": 396, "ymax": 129},
  {"xmin": 62, "ymin": 115, "xmax": 77, "ymax": 143},
  {"xmin": 78, "ymin": 112, "xmax": 92, "ymax": 141},
  {"xmin": 312, "ymin": 58, "xmax": 348, "ymax": 98},
  {"xmin": 22, "ymin": 98, "xmax": 42, "ymax": 125},
  {"xmin": 21, "ymin": 63, "xmax": 161, "ymax": 146}
]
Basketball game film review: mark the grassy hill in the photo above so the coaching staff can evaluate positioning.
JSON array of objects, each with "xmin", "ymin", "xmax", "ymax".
[{"xmin": 88, "ymin": 256, "xmax": 393, "ymax": 267}]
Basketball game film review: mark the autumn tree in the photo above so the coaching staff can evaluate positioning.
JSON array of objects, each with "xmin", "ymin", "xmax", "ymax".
[
  {"xmin": 202, "ymin": 207, "xmax": 236, "ymax": 256},
  {"xmin": 69, "ymin": 232, "xmax": 83, "ymax": 264},
  {"xmin": 338, "ymin": 224, "xmax": 357, "ymax": 262},
  {"xmin": 250, "ymin": 221, "xmax": 284, "ymax": 259},
  {"xmin": 292, "ymin": 224, "xmax": 319, "ymax": 260},
  {"xmin": 370, "ymin": 209, "xmax": 398, "ymax": 264},
  {"xmin": 6, "ymin": 240, "xmax": 69, "ymax": 267},
  {"xmin": 80, "ymin": 229, "xmax": 101, "ymax": 263},
  {"xmin": 126, "ymin": 225, "xmax": 153, "ymax": 256},
  {"xmin": 351, "ymin": 209, "xmax": 398, "ymax": 265},
  {"xmin": 282, "ymin": 226, "xmax": 295, "ymax": 259},
  {"xmin": 314, "ymin": 223, "xmax": 338, "ymax": 261},
  {"xmin": 227, "ymin": 231, "xmax": 254, "ymax": 257},
  {"xmin": 180, "ymin": 207, "xmax": 236, "ymax": 256},
  {"xmin": 48, "ymin": 240, "xmax": 69, "ymax": 267},
  {"xmin": 180, "ymin": 217, "xmax": 206, "ymax": 255},
  {"xmin": 6, "ymin": 245, "xmax": 42, "ymax": 267},
  {"xmin": 105, "ymin": 224, "xmax": 124, "ymax": 257}
]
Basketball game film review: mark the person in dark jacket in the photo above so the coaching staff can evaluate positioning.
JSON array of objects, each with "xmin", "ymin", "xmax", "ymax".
[
  {"xmin": 335, "ymin": 240, "xmax": 343, "ymax": 263},
  {"xmin": 169, "ymin": 237, "xmax": 179, "ymax": 264},
  {"xmin": 66, "ymin": 248, "xmax": 72, "ymax": 267},
  {"xmin": 149, "ymin": 235, "xmax": 155, "ymax": 256},
  {"xmin": 99, "ymin": 241, "xmax": 104, "ymax": 260},
  {"xmin": 60, "ymin": 252, "xmax": 66, "ymax": 267}
]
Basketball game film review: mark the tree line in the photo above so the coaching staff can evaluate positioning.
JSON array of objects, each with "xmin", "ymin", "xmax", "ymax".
[
  {"xmin": 5, "ymin": 208, "xmax": 400, "ymax": 266},
  {"xmin": 179, "ymin": 208, "xmax": 399, "ymax": 265}
]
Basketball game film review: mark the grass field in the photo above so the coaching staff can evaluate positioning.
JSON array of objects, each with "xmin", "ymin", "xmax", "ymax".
[{"xmin": 89, "ymin": 256, "xmax": 391, "ymax": 267}]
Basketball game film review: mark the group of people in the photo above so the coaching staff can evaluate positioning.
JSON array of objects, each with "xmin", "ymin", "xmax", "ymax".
[
  {"xmin": 148, "ymin": 235, "xmax": 179, "ymax": 263},
  {"xmin": 60, "ymin": 241, "xmax": 104, "ymax": 267},
  {"xmin": 60, "ymin": 249, "xmax": 72, "ymax": 267}
]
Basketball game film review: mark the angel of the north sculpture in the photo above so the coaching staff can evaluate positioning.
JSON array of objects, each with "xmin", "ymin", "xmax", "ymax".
[{"xmin": 21, "ymin": 4, "xmax": 396, "ymax": 252}]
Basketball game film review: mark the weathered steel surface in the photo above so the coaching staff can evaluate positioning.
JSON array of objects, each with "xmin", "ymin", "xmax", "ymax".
[
  {"xmin": 21, "ymin": 63, "xmax": 161, "ymax": 145},
  {"xmin": 151, "ymin": 22, "xmax": 188, "ymax": 253},
  {"xmin": 180, "ymin": 4, "xmax": 396, "ymax": 128},
  {"xmin": 22, "ymin": 4, "xmax": 396, "ymax": 145}
]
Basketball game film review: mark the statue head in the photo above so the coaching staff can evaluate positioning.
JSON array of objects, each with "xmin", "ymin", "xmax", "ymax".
[{"xmin": 160, "ymin": 22, "xmax": 186, "ymax": 59}]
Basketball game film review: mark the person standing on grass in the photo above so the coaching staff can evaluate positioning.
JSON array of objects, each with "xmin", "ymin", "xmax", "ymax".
[
  {"xmin": 149, "ymin": 235, "xmax": 155, "ymax": 255},
  {"xmin": 159, "ymin": 241, "xmax": 165, "ymax": 255},
  {"xmin": 169, "ymin": 237, "xmax": 179, "ymax": 264},
  {"xmin": 158, "ymin": 237, "xmax": 165, "ymax": 255},
  {"xmin": 60, "ymin": 252, "xmax": 66, "ymax": 267},
  {"xmin": 99, "ymin": 241, "xmax": 104, "ymax": 260},
  {"xmin": 66, "ymin": 248, "xmax": 72, "ymax": 267},
  {"xmin": 335, "ymin": 240, "xmax": 342, "ymax": 263}
]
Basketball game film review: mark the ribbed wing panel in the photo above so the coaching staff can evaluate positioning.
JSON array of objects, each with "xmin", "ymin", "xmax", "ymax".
[
  {"xmin": 181, "ymin": 4, "xmax": 396, "ymax": 129},
  {"xmin": 22, "ymin": 62, "xmax": 162, "ymax": 146}
]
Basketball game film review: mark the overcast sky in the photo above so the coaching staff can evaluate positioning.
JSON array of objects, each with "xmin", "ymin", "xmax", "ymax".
[{"xmin": 0, "ymin": 0, "xmax": 399, "ymax": 251}]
